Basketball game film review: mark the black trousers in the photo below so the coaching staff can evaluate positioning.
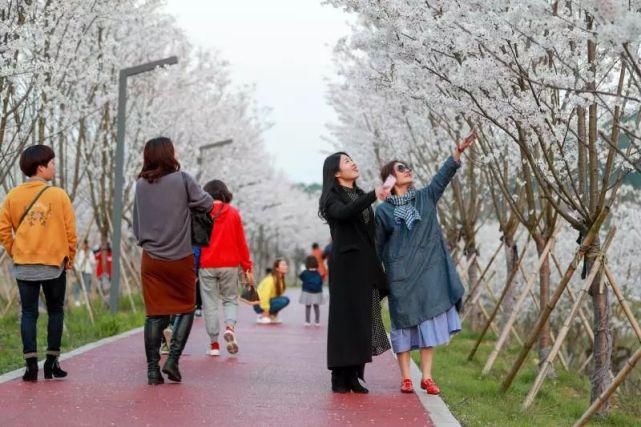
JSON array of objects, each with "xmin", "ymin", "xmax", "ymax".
[{"xmin": 17, "ymin": 272, "xmax": 66, "ymax": 358}]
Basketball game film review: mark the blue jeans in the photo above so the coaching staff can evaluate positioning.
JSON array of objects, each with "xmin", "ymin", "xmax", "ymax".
[
  {"xmin": 17, "ymin": 272, "xmax": 66, "ymax": 358},
  {"xmin": 253, "ymin": 296, "xmax": 290, "ymax": 315}
]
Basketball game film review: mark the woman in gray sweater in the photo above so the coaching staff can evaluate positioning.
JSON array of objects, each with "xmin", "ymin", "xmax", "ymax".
[
  {"xmin": 133, "ymin": 137, "xmax": 213, "ymax": 385},
  {"xmin": 375, "ymin": 131, "xmax": 476, "ymax": 395}
]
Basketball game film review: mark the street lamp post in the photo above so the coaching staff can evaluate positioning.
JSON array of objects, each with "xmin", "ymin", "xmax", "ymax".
[
  {"xmin": 110, "ymin": 56, "xmax": 178, "ymax": 313},
  {"xmin": 195, "ymin": 139, "xmax": 234, "ymax": 181}
]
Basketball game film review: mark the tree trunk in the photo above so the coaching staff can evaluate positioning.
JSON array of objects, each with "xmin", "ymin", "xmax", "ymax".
[
  {"xmin": 466, "ymin": 245, "xmax": 483, "ymax": 332},
  {"xmin": 534, "ymin": 235, "xmax": 555, "ymax": 378},
  {"xmin": 500, "ymin": 233, "xmax": 519, "ymax": 340},
  {"xmin": 586, "ymin": 237, "xmax": 613, "ymax": 416}
]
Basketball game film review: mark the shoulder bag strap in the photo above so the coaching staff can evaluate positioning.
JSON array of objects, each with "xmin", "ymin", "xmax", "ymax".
[{"xmin": 17, "ymin": 186, "xmax": 50, "ymax": 230}]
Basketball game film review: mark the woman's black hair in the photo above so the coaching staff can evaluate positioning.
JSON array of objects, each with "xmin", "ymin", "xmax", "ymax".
[
  {"xmin": 319, "ymin": 151, "xmax": 362, "ymax": 221},
  {"xmin": 203, "ymin": 180, "xmax": 233, "ymax": 203}
]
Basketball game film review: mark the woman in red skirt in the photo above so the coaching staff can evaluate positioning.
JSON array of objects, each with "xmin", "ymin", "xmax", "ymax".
[{"xmin": 133, "ymin": 137, "xmax": 213, "ymax": 385}]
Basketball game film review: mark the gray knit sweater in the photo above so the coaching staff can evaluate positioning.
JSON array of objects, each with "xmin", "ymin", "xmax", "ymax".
[{"xmin": 133, "ymin": 171, "xmax": 212, "ymax": 260}]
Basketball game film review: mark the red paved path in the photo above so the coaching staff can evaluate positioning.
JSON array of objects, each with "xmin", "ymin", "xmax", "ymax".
[{"xmin": 0, "ymin": 290, "xmax": 432, "ymax": 426}]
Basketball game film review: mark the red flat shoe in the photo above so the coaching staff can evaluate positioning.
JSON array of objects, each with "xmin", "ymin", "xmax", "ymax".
[
  {"xmin": 420, "ymin": 378, "xmax": 440, "ymax": 395},
  {"xmin": 400, "ymin": 378, "xmax": 414, "ymax": 393}
]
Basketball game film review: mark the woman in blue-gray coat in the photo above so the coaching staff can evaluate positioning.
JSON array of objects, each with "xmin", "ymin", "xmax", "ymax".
[{"xmin": 375, "ymin": 130, "xmax": 476, "ymax": 395}]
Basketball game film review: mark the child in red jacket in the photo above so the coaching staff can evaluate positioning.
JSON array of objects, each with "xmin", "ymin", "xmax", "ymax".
[{"xmin": 199, "ymin": 180, "xmax": 253, "ymax": 356}]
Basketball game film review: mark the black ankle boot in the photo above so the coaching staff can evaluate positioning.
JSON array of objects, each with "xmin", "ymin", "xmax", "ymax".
[
  {"xmin": 44, "ymin": 355, "xmax": 67, "ymax": 379},
  {"xmin": 22, "ymin": 357, "xmax": 38, "ymax": 382},
  {"xmin": 331, "ymin": 369, "xmax": 349, "ymax": 393},
  {"xmin": 348, "ymin": 368, "xmax": 369, "ymax": 394},
  {"xmin": 144, "ymin": 316, "xmax": 167, "ymax": 385},
  {"xmin": 162, "ymin": 311, "xmax": 194, "ymax": 382}
]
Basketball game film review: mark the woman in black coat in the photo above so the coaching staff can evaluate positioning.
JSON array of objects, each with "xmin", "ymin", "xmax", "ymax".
[{"xmin": 319, "ymin": 152, "xmax": 391, "ymax": 393}]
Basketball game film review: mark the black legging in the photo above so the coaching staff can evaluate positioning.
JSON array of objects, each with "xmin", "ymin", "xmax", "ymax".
[{"xmin": 305, "ymin": 305, "xmax": 320, "ymax": 323}]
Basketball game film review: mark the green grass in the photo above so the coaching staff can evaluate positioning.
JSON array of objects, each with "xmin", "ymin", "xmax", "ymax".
[
  {"xmin": 381, "ymin": 310, "xmax": 640, "ymax": 427},
  {"xmin": 0, "ymin": 294, "xmax": 145, "ymax": 375}
]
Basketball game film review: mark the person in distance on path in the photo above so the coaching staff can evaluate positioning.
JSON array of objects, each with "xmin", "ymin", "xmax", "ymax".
[
  {"xmin": 253, "ymin": 259, "xmax": 290, "ymax": 324},
  {"xmin": 299, "ymin": 255, "xmax": 324, "ymax": 327},
  {"xmin": 310, "ymin": 242, "xmax": 327, "ymax": 282},
  {"xmin": 318, "ymin": 152, "xmax": 391, "ymax": 394},
  {"xmin": 375, "ymin": 130, "xmax": 476, "ymax": 394}
]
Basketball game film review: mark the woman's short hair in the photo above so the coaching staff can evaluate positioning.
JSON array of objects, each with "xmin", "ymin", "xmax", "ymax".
[
  {"xmin": 138, "ymin": 137, "xmax": 180, "ymax": 183},
  {"xmin": 203, "ymin": 180, "xmax": 233, "ymax": 203},
  {"xmin": 20, "ymin": 145, "xmax": 55, "ymax": 177},
  {"xmin": 305, "ymin": 255, "xmax": 319, "ymax": 269},
  {"xmin": 380, "ymin": 159, "xmax": 407, "ymax": 195}
]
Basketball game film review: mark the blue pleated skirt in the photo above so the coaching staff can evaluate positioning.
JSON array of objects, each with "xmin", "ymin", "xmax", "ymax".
[{"xmin": 390, "ymin": 305, "xmax": 461, "ymax": 353}]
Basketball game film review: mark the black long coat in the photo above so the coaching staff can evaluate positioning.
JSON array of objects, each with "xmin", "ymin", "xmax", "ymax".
[{"xmin": 325, "ymin": 187, "xmax": 388, "ymax": 370}]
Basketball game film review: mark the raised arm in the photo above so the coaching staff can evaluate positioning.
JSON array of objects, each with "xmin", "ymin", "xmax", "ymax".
[
  {"xmin": 422, "ymin": 156, "xmax": 461, "ymax": 203},
  {"xmin": 423, "ymin": 129, "xmax": 477, "ymax": 202}
]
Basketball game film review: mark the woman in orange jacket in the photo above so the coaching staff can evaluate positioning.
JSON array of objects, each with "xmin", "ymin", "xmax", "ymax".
[{"xmin": 0, "ymin": 145, "xmax": 77, "ymax": 382}]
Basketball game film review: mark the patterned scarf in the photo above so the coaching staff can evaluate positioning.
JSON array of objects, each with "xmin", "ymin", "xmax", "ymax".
[
  {"xmin": 386, "ymin": 189, "xmax": 421, "ymax": 230},
  {"xmin": 342, "ymin": 186, "xmax": 370, "ymax": 224}
]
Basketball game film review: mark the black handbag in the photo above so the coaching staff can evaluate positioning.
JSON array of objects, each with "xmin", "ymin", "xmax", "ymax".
[
  {"xmin": 181, "ymin": 172, "xmax": 216, "ymax": 247},
  {"xmin": 240, "ymin": 284, "xmax": 260, "ymax": 305},
  {"xmin": 239, "ymin": 272, "xmax": 260, "ymax": 305}
]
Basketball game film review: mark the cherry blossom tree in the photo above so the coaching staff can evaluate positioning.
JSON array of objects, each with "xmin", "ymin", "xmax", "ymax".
[{"xmin": 326, "ymin": 0, "xmax": 641, "ymax": 414}]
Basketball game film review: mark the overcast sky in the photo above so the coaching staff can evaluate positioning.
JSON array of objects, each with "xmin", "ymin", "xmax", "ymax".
[{"xmin": 164, "ymin": 0, "xmax": 352, "ymax": 184}]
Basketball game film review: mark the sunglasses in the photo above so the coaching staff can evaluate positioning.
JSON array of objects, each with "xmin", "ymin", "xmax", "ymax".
[{"xmin": 395, "ymin": 164, "xmax": 412, "ymax": 173}]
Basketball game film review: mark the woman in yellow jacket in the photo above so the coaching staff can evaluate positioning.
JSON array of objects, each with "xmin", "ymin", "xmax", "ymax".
[
  {"xmin": 253, "ymin": 259, "xmax": 290, "ymax": 324},
  {"xmin": 0, "ymin": 145, "xmax": 77, "ymax": 382}
]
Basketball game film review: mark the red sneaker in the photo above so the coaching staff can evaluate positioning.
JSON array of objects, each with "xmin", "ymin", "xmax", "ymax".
[
  {"xmin": 421, "ymin": 378, "xmax": 440, "ymax": 395},
  {"xmin": 208, "ymin": 342, "xmax": 220, "ymax": 356},
  {"xmin": 400, "ymin": 378, "xmax": 414, "ymax": 393}
]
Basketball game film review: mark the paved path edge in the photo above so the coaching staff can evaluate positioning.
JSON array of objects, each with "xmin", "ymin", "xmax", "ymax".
[
  {"xmin": 386, "ymin": 333, "xmax": 461, "ymax": 427},
  {"xmin": 0, "ymin": 326, "xmax": 144, "ymax": 384},
  {"xmin": 407, "ymin": 352, "xmax": 461, "ymax": 426}
]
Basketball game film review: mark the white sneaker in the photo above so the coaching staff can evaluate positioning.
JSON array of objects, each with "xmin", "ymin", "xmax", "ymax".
[
  {"xmin": 314, "ymin": 322, "xmax": 321, "ymax": 327},
  {"xmin": 304, "ymin": 322, "xmax": 311, "ymax": 327},
  {"xmin": 271, "ymin": 317, "xmax": 283, "ymax": 324},
  {"xmin": 223, "ymin": 327, "xmax": 239, "ymax": 355},
  {"xmin": 256, "ymin": 316, "xmax": 271, "ymax": 325}
]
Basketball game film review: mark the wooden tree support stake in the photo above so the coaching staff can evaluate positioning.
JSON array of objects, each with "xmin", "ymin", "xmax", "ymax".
[
  {"xmin": 500, "ymin": 207, "xmax": 609, "ymax": 393},
  {"xmin": 550, "ymin": 252, "xmax": 594, "ymax": 343},
  {"xmin": 481, "ymin": 236, "xmax": 556, "ymax": 375},
  {"xmin": 573, "ymin": 347, "xmax": 641, "ymax": 427},
  {"xmin": 603, "ymin": 265, "xmax": 641, "ymax": 342},
  {"xmin": 121, "ymin": 265, "xmax": 137, "ymax": 313},
  {"xmin": 481, "ymin": 269, "xmax": 523, "ymax": 345},
  {"xmin": 463, "ymin": 239, "xmax": 504, "ymax": 309},
  {"xmin": 467, "ymin": 233, "xmax": 533, "ymax": 360},
  {"xmin": 522, "ymin": 227, "xmax": 615, "ymax": 408}
]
